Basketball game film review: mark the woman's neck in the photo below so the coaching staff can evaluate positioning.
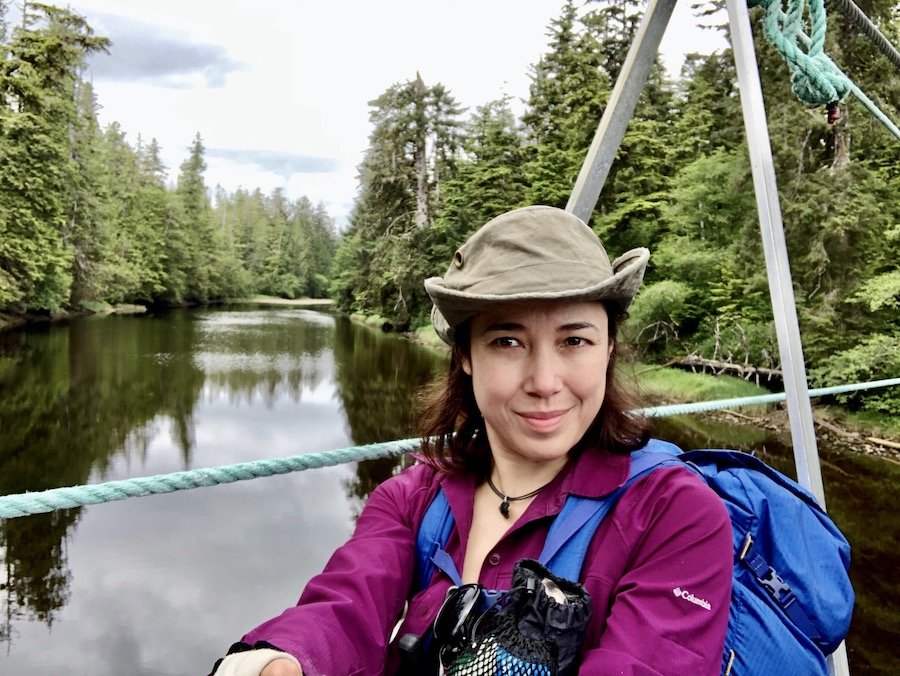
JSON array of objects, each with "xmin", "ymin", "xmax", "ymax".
[{"xmin": 488, "ymin": 453, "xmax": 569, "ymax": 498}]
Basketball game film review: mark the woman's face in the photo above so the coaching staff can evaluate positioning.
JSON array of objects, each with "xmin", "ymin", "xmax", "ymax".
[{"xmin": 462, "ymin": 300, "xmax": 613, "ymax": 467}]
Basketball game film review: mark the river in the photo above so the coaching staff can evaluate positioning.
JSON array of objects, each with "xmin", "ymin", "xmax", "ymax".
[{"xmin": 0, "ymin": 308, "xmax": 895, "ymax": 674}]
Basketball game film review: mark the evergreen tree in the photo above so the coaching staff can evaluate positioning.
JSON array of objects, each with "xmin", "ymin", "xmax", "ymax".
[
  {"xmin": 0, "ymin": 3, "xmax": 109, "ymax": 312},
  {"xmin": 331, "ymin": 75, "xmax": 463, "ymax": 327},
  {"xmin": 523, "ymin": 0, "xmax": 609, "ymax": 208},
  {"xmin": 67, "ymin": 80, "xmax": 114, "ymax": 305},
  {"xmin": 174, "ymin": 132, "xmax": 218, "ymax": 302},
  {"xmin": 436, "ymin": 96, "xmax": 530, "ymax": 260}
]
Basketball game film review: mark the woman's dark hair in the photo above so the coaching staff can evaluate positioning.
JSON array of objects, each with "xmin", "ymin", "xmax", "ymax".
[{"xmin": 417, "ymin": 302, "xmax": 651, "ymax": 476}]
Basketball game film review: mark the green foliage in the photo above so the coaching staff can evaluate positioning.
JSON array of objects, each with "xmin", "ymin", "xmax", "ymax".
[
  {"xmin": 635, "ymin": 362, "xmax": 772, "ymax": 406},
  {"xmin": 625, "ymin": 280, "xmax": 697, "ymax": 354},
  {"xmin": 852, "ymin": 270, "xmax": 900, "ymax": 312},
  {"xmin": 330, "ymin": 74, "xmax": 464, "ymax": 328},
  {"xmin": 0, "ymin": 8, "xmax": 335, "ymax": 315},
  {"xmin": 809, "ymin": 333, "xmax": 900, "ymax": 414},
  {"xmin": 3, "ymin": 0, "xmax": 897, "ymax": 412},
  {"xmin": 0, "ymin": 4, "xmax": 108, "ymax": 312}
]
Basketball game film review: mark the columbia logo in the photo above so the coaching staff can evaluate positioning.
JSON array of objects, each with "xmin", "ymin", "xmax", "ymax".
[{"xmin": 673, "ymin": 587, "xmax": 712, "ymax": 611}]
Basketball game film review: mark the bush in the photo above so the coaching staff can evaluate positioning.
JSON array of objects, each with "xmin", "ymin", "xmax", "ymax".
[
  {"xmin": 626, "ymin": 280, "xmax": 697, "ymax": 355},
  {"xmin": 808, "ymin": 332, "xmax": 900, "ymax": 415}
]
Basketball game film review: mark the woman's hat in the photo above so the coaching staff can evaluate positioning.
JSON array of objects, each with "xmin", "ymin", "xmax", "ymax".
[{"xmin": 424, "ymin": 206, "xmax": 649, "ymax": 345}]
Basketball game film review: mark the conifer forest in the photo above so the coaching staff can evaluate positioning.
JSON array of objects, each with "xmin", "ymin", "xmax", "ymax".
[{"xmin": 1, "ymin": 1, "xmax": 898, "ymax": 412}]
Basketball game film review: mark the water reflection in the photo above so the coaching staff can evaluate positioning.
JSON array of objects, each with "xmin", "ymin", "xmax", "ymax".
[
  {"xmin": 0, "ymin": 308, "xmax": 441, "ymax": 660},
  {"xmin": 331, "ymin": 317, "xmax": 443, "ymax": 506},
  {"xmin": 196, "ymin": 308, "xmax": 336, "ymax": 407},
  {"xmin": 0, "ymin": 312, "xmax": 204, "ymax": 641}
]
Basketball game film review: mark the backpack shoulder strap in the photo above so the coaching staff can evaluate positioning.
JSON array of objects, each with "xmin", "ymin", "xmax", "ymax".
[
  {"xmin": 540, "ymin": 440, "xmax": 683, "ymax": 580},
  {"xmin": 415, "ymin": 488, "xmax": 458, "ymax": 589},
  {"xmin": 415, "ymin": 440, "xmax": 685, "ymax": 588}
]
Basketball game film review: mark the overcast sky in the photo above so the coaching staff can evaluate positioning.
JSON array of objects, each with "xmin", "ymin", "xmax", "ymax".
[{"xmin": 56, "ymin": 0, "xmax": 727, "ymax": 226}]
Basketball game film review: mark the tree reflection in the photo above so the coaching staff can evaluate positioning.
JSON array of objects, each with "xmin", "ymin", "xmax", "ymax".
[
  {"xmin": 197, "ymin": 308, "xmax": 335, "ymax": 406},
  {"xmin": 1, "ymin": 511, "xmax": 77, "ymax": 642},
  {"xmin": 331, "ymin": 317, "xmax": 444, "ymax": 506},
  {"xmin": 0, "ymin": 312, "xmax": 204, "ymax": 642}
]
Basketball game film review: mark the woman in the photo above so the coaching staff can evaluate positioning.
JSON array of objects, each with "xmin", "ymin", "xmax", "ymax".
[{"xmin": 211, "ymin": 206, "xmax": 733, "ymax": 675}]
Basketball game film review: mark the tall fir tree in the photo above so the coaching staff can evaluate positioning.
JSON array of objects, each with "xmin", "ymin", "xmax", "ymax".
[{"xmin": 0, "ymin": 3, "xmax": 109, "ymax": 312}]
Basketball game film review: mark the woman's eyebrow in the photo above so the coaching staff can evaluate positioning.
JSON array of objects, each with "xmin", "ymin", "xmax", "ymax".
[
  {"xmin": 482, "ymin": 321, "xmax": 525, "ymax": 333},
  {"xmin": 481, "ymin": 321, "xmax": 601, "ymax": 333},
  {"xmin": 558, "ymin": 322, "xmax": 599, "ymax": 331}
]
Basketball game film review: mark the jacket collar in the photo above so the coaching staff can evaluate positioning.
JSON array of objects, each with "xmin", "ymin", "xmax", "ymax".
[{"xmin": 438, "ymin": 445, "xmax": 632, "ymax": 531}]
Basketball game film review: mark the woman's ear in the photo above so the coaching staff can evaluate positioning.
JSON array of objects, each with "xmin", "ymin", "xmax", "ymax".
[{"xmin": 461, "ymin": 355, "xmax": 472, "ymax": 376}]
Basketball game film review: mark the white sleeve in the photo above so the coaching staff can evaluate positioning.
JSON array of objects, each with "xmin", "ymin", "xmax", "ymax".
[{"xmin": 213, "ymin": 648, "xmax": 301, "ymax": 676}]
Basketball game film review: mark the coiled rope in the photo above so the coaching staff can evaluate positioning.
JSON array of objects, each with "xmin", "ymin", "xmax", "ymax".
[
  {"xmin": 750, "ymin": 0, "xmax": 851, "ymax": 105},
  {"xmin": 1, "ymin": 377, "xmax": 898, "ymax": 520},
  {"xmin": 750, "ymin": 0, "xmax": 900, "ymax": 140}
]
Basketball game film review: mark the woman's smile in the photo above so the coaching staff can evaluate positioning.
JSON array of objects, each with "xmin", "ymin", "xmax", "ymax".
[{"xmin": 517, "ymin": 408, "xmax": 571, "ymax": 432}]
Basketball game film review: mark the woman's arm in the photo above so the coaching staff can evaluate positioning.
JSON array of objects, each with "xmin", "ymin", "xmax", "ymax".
[
  {"xmin": 579, "ymin": 468, "xmax": 733, "ymax": 675},
  {"xmin": 213, "ymin": 464, "xmax": 436, "ymax": 676}
]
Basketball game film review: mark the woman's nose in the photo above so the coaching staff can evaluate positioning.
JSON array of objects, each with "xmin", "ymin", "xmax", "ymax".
[{"xmin": 524, "ymin": 350, "xmax": 563, "ymax": 397}]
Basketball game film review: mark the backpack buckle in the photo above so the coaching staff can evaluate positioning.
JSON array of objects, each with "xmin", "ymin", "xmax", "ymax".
[{"xmin": 758, "ymin": 567, "xmax": 793, "ymax": 604}]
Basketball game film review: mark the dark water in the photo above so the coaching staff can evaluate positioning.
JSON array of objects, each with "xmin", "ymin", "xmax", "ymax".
[{"xmin": 0, "ymin": 309, "xmax": 896, "ymax": 674}]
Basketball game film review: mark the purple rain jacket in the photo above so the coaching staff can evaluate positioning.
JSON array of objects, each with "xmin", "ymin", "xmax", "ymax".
[{"xmin": 240, "ymin": 444, "xmax": 733, "ymax": 675}]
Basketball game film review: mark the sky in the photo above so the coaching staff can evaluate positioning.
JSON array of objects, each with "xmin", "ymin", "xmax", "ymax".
[{"xmin": 50, "ymin": 0, "xmax": 728, "ymax": 226}]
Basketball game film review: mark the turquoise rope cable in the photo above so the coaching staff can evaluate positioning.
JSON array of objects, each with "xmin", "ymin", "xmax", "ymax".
[
  {"xmin": 1, "ymin": 377, "xmax": 898, "ymax": 520},
  {"xmin": 847, "ymin": 83, "xmax": 900, "ymax": 141},
  {"xmin": 749, "ymin": 0, "xmax": 900, "ymax": 141},
  {"xmin": 790, "ymin": 15, "xmax": 900, "ymax": 139},
  {"xmin": 636, "ymin": 376, "xmax": 900, "ymax": 416},
  {"xmin": 750, "ymin": 0, "xmax": 851, "ymax": 105}
]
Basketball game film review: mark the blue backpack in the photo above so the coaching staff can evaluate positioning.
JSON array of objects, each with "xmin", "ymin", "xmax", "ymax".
[{"xmin": 415, "ymin": 439, "xmax": 854, "ymax": 675}]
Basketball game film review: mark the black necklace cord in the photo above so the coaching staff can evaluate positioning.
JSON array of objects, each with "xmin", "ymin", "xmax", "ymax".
[{"xmin": 485, "ymin": 475, "xmax": 554, "ymax": 518}]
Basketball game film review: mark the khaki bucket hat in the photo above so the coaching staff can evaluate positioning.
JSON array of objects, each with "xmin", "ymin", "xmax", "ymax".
[{"xmin": 424, "ymin": 205, "xmax": 649, "ymax": 344}]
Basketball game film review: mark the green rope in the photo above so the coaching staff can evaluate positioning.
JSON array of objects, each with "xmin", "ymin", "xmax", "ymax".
[
  {"xmin": 751, "ymin": 0, "xmax": 900, "ymax": 140},
  {"xmin": 0, "ymin": 438, "xmax": 421, "ymax": 519},
  {"xmin": 750, "ymin": 0, "xmax": 851, "ymax": 105},
  {"xmin": 1, "ymin": 377, "xmax": 898, "ymax": 520},
  {"xmin": 828, "ymin": 0, "xmax": 900, "ymax": 73},
  {"xmin": 847, "ymin": 82, "xmax": 900, "ymax": 141},
  {"xmin": 636, "ymin": 376, "xmax": 900, "ymax": 416}
]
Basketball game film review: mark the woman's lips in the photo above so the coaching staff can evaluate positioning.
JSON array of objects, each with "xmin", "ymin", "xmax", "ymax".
[{"xmin": 518, "ymin": 410, "xmax": 568, "ymax": 431}]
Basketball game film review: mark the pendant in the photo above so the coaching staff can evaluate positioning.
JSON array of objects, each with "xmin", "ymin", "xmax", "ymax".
[{"xmin": 500, "ymin": 499, "xmax": 510, "ymax": 519}]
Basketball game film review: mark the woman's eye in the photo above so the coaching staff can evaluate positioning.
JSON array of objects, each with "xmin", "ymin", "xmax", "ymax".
[
  {"xmin": 492, "ymin": 337, "xmax": 520, "ymax": 348},
  {"xmin": 564, "ymin": 336, "xmax": 590, "ymax": 347}
]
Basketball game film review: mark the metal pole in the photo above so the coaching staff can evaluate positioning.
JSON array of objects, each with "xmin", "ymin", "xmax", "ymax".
[
  {"xmin": 725, "ymin": 0, "xmax": 850, "ymax": 673},
  {"xmin": 566, "ymin": 0, "xmax": 678, "ymax": 222}
]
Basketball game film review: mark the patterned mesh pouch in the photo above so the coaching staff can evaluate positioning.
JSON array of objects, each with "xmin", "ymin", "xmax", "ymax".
[{"xmin": 439, "ymin": 559, "xmax": 591, "ymax": 676}]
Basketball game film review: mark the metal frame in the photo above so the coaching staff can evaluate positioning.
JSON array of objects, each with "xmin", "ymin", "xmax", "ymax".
[{"xmin": 566, "ymin": 0, "xmax": 850, "ymax": 673}]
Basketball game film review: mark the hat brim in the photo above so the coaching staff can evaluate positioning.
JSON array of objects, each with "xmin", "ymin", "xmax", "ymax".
[{"xmin": 427, "ymin": 247, "xmax": 649, "ymax": 345}]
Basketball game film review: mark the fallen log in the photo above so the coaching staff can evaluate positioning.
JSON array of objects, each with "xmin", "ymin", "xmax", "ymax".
[{"xmin": 672, "ymin": 355, "xmax": 783, "ymax": 383}]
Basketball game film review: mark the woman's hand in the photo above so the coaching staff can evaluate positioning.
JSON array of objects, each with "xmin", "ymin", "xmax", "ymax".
[{"xmin": 260, "ymin": 658, "xmax": 303, "ymax": 676}]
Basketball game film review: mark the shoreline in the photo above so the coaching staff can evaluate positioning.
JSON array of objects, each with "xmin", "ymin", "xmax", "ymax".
[{"xmin": 0, "ymin": 296, "xmax": 334, "ymax": 334}]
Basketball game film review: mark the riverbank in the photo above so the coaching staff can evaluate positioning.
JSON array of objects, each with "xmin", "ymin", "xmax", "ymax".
[
  {"xmin": 635, "ymin": 365, "xmax": 900, "ymax": 461},
  {"xmin": 236, "ymin": 295, "xmax": 334, "ymax": 307},
  {"xmin": 0, "ymin": 296, "xmax": 334, "ymax": 334},
  {"xmin": 0, "ymin": 303, "xmax": 147, "ymax": 334}
]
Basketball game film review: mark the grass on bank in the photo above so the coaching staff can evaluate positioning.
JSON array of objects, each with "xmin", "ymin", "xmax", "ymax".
[
  {"xmin": 240, "ymin": 295, "xmax": 333, "ymax": 307},
  {"xmin": 632, "ymin": 362, "xmax": 773, "ymax": 411}
]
